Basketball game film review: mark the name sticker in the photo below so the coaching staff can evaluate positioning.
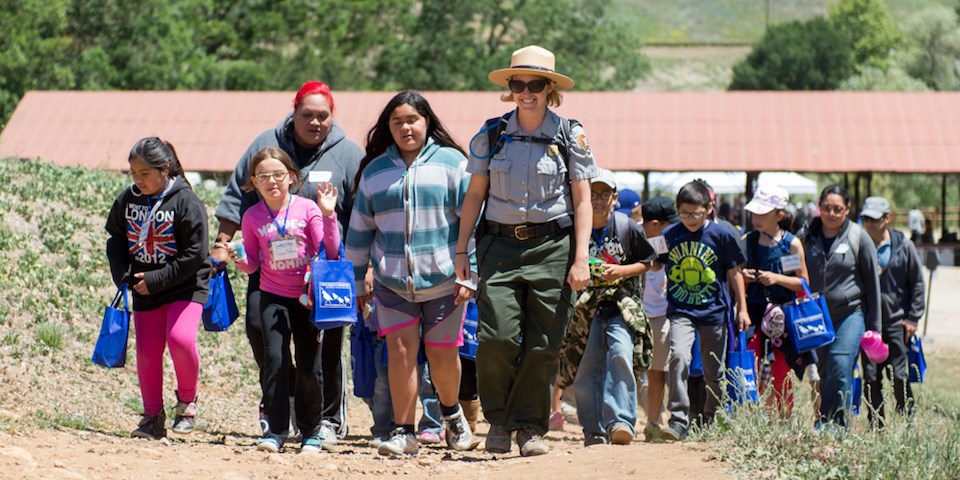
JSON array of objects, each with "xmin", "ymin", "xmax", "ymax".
[
  {"xmin": 835, "ymin": 243, "xmax": 851, "ymax": 255},
  {"xmin": 648, "ymin": 235, "xmax": 668, "ymax": 255},
  {"xmin": 270, "ymin": 237, "xmax": 299, "ymax": 261},
  {"xmin": 780, "ymin": 254, "xmax": 802, "ymax": 273},
  {"xmin": 308, "ymin": 171, "xmax": 333, "ymax": 183}
]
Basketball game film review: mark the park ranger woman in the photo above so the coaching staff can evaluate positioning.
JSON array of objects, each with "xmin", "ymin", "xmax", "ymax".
[{"xmin": 454, "ymin": 45, "xmax": 598, "ymax": 457}]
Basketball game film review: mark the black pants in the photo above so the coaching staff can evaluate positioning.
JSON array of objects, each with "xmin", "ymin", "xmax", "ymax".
[
  {"xmin": 246, "ymin": 271, "xmax": 346, "ymax": 432},
  {"xmin": 862, "ymin": 321, "xmax": 914, "ymax": 425},
  {"xmin": 260, "ymin": 291, "xmax": 324, "ymax": 442},
  {"xmin": 459, "ymin": 357, "xmax": 479, "ymax": 401}
]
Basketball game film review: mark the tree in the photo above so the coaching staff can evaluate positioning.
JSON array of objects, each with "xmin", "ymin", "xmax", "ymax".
[
  {"xmin": 828, "ymin": 0, "xmax": 904, "ymax": 72},
  {"xmin": 373, "ymin": 0, "xmax": 649, "ymax": 91},
  {"xmin": 0, "ymin": 0, "xmax": 74, "ymax": 126},
  {"xmin": 902, "ymin": 6, "xmax": 960, "ymax": 90},
  {"xmin": 729, "ymin": 17, "xmax": 854, "ymax": 90},
  {"xmin": 839, "ymin": 65, "xmax": 929, "ymax": 91}
]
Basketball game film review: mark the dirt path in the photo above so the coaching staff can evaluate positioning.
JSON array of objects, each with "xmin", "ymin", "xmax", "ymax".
[{"xmin": 0, "ymin": 409, "xmax": 729, "ymax": 480}]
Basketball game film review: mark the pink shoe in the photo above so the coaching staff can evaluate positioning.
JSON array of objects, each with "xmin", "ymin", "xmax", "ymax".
[
  {"xmin": 417, "ymin": 430, "xmax": 444, "ymax": 445},
  {"xmin": 549, "ymin": 411, "xmax": 565, "ymax": 431}
]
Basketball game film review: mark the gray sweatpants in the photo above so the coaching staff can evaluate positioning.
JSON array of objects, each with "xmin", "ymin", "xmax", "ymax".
[{"xmin": 666, "ymin": 316, "xmax": 727, "ymax": 429}]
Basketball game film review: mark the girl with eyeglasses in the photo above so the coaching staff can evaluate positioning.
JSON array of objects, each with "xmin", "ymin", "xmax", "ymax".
[
  {"xmin": 227, "ymin": 146, "xmax": 341, "ymax": 453},
  {"xmin": 798, "ymin": 184, "xmax": 881, "ymax": 428},
  {"xmin": 105, "ymin": 137, "xmax": 211, "ymax": 440},
  {"xmin": 455, "ymin": 45, "xmax": 598, "ymax": 457}
]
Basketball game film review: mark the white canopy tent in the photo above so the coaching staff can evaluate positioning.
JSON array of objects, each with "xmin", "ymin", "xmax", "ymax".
[{"xmin": 611, "ymin": 170, "xmax": 818, "ymax": 198}]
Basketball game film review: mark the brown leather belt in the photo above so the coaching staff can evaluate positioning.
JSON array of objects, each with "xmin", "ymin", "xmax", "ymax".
[{"xmin": 486, "ymin": 220, "xmax": 569, "ymax": 240}]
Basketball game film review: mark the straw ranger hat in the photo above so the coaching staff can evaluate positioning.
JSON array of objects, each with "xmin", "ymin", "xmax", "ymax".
[{"xmin": 488, "ymin": 45, "xmax": 575, "ymax": 91}]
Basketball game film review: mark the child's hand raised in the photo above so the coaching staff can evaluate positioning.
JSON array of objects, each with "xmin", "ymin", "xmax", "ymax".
[{"xmin": 317, "ymin": 182, "xmax": 339, "ymax": 218}]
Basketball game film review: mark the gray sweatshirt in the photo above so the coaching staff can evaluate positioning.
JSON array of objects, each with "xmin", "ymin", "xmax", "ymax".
[
  {"xmin": 798, "ymin": 218, "xmax": 882, "ymax": 332},
  {"xmin": 878, "ymin": 229, "xmax": 925, "ymax": 327},
  {"xmin": 215, "ymin": 115, "xmax": 363, "ymax": 234}
]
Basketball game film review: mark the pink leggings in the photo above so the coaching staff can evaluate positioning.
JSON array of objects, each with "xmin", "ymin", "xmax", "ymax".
[{"xmin": 134, "ymin": 301, "xmax": 202, "ymax": 416}]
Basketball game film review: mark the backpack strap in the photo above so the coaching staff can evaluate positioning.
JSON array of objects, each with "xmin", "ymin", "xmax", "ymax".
[{"xmin": 481, "ymin": 112, "xmax": 579, "ymax": 184}]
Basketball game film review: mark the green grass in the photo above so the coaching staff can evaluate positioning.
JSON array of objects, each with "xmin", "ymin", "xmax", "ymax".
[
  {"xmin": 695, "ymin": 350, "xmax": 960, "ymax": 479},
  {"xmin": 34, "ymin": 322, "xmax": 65, "ymax": 351},
  {"xmin": 615, "ymin": 0, "xmax": 954, "ymax": 44}
]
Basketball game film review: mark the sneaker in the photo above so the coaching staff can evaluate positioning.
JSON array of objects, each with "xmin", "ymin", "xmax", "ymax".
[
  {"xmin": 300, "ymin": 432, "xmax": 324, "ymax": 454},
  {"xmin": 443, "ymin": 408, "xmax": 477, "ymax": 451},
  {"xmin": 378, "ymin": 428, "xmax": 418, "ymax": 456},
  {"xmin": 485, "ymin": 425, "xmax": 512, "ymax": 454},
  {"xmin": 131, "ymin": 411, "xmax": 167, "ymax": 440},
  {"xmin": 418, "ymin": 430, "xmax": 444, "ymax": 445},
  {"xmin": 609, "ymin": 422, "xmax": 633, "ymax": 445},
  {"xmin": 258, "ymin": 403, "xmax": 269, "ymax": 436},
  {"xmin": 548, "ymin": 411, "xmax": 565, "ymax": 431},
  {"xmin": 660, "ymin": 421, "xmax": 688, "ymax": 442},
  {"xmin": 319, "ymin": 423, "xmax": 338, "ymax": 450},
  {"xmin": 370, "ymin": 435, "xmax": 389, "ymax": 448},
  {"xmin": 171, "ymin": 394, "xmax": 197, "ymax": 435},
  {"xmin": 643, "ymin": 423, "xmax": 663, "ymax": 443},
  {"xmin": 516, "ymin": 426, "xmax": 549, "ymax": 457},
  {"xmin": 288, "ymin": 396, "xmax": 300, "ymax": 442},
  {"xmin": 584, "ymin": 432, "xmax": 607, "ymax": 447},
  {"xmin": 257, "ymin": 437, "xmax": 281, "ymax": 453}
]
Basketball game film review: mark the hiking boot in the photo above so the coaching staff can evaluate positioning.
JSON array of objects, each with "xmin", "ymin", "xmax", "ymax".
[
  {"xmin": 256, "ymin": 437, "xmax": 281, "ymax": 453},
  {"xmin": 444, "ymin": 407, "xmax": 478, "ymax": 451},
  {"xmin": 378, "ymin": 427, "xmax": 418, "ymax": 456},
  {"xmin": 460, "ymin": 399, "xmax": 481, "ymax": 433},
  {"xmin": 300, "ymin": 431, "xmax": 324, "ymax": 454},
  {"xmin": 660, "ymin": 421, "xmax": 688, "ymax": 442},
  {"xmin": 131, "ymin": 411, "xmax": 166, "ymax": 440},
  {"xmin": 584, "ymin": 432, "xmax": 607, "ymax": 447},
  {"xmin": 643, "ymin": 423, "xmax": 663, "ymax": 443},
  {"xmin": 516, "ymin": 426, "xmax": 549, "ymax": 457},
  {"xmin": 485, "ymin": 425, "xmax": 512, "ymax": 454},
  {"xmin": 418, "ymin": 429, "xmax": 444, "ymax": 445},
  {"xmin": 171, "ymin": 392, "xmax": 197, "ymax": 435},
  {"xmin": 609, "ymin": 422, "xmax": 634, "ymax": 445}
]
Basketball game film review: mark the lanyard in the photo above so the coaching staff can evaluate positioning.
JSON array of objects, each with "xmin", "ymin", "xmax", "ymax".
[
  {"xmin": 761, "ymin": 230, "xmax": 792, "ymax": 255},
  {"xmin": 136, "ymin": 179, "xmax": 174, "ymax": 247},
  {"xmin": 266, "ymin": 195, "xmax": 293, "ymax": 237},
  {"xmin": 592, "ymin": 216, "xmax": 612, "ymax": 251}
]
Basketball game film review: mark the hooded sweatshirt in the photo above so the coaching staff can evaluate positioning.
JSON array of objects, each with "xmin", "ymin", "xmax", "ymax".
[
  {"xmin": 798, "ymin": 218, "xmax": 881, "ymax": 332},
  {"xmin": 345, "ymin": 138, "xmax": 473, "ymax": 302},
  {"xmin": 105, "ymin": 176, "xmax": 210, "ymax": 311},
  {"xmin": 214, "ymin": 115, "xmax": 363, "ymax": 234},
  {"xmin": 877, "ymin": 228, "xmax": 925, "ymax": 327}
]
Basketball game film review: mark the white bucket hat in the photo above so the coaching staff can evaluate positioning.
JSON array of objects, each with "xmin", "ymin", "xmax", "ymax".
[{"xmin": 488, "ymin": 45, "xmax": 575, "ymax": 91}]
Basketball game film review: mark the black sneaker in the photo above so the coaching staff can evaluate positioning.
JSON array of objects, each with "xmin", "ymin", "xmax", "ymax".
[
  {"xmin": 132, "ymin": 411, "xmax": 167, "ymax": 440},
  {"xmin": 660, "ymin": 421, "xmax": 687, "ymax": 442}
]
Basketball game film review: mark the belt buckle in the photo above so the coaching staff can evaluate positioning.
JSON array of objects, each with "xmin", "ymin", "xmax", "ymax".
[{"xmin": 514, "ymin": 225, "xmax": 530, "ymax": 240}]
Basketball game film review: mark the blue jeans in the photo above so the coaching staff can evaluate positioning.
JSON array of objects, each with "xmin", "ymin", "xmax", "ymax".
[
  {"xmin": 362, "ymin": 338, "xmax": 442, "ymax": 438},
  {"xmin": 817, "ymin": 309, "xmax": 865, "ymax": 426},
  {"xmin": 573, "ymin": 309, "xmax": 637, "ymax": 435}
]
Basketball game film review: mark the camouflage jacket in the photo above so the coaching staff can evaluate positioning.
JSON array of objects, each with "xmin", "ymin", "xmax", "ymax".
[{"xmin": 556, "ymin": 284, "xmax": 654, "ymax": 389}]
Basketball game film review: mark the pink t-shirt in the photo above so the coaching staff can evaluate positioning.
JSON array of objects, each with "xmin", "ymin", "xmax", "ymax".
[{"xmin": 237, "ymin": 195, "xmax": 340, "ymax": 298}]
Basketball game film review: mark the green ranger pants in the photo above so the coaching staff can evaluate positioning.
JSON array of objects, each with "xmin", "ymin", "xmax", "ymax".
[{"xmin": 475, "ymin": 231, "xmax": 574, "ymax": 434}]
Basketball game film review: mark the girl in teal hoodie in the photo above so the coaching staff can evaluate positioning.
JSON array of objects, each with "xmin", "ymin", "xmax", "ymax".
[{"xmin": 346, "ymin": 91, "xmax": 476, "ymax": 456}]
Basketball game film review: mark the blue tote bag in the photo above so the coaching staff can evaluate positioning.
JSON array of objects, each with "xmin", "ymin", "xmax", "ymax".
[
  {"xmin": 92, "ymin": 283, "xmax": 131, "ymax": 368},
  {"xmin": 202, "ymin": 258, "xmax": 239, "ymax": 332},
  {"xmin": 908, "ymin": 334, "xmax": 926, "ymax": 383},
  {"xmin": 782, "ymin": 279, "xmax": 835, "ymax": 353},
  {"xmin": 309, "ymin": 243, "xmax": 357, "ymax": 330},
  {"xmin": 726, "ymin": 330, "xmax": 759, "ymax": 405},
  {"xmin": 350, "ymin": 322, "xmax": 377, "ymax": 398},
  {"xmin": 459, "ymin": 300, "xmax": 479, "ymax": 360}
]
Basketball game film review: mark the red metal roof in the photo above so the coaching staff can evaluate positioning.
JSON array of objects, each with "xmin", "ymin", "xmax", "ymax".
[{"xmin": 2, "ymin": 90, "xmax": 959, "ymax": 173}]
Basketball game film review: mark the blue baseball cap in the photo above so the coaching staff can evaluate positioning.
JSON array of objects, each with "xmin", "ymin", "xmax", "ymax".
[{"xmin": 616, "ymin": 188, "xmax": 641, "ymax": 215}]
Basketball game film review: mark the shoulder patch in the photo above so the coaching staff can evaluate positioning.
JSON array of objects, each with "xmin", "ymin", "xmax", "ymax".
[{"xmin": 576, "ymin": 133, "xmax": 591, "ymax": 155}]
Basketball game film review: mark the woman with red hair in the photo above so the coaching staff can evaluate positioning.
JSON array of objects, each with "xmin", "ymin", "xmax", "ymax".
[{"xmin": 212, "ymin": 81, "xmax": 363, "ymax": 448}]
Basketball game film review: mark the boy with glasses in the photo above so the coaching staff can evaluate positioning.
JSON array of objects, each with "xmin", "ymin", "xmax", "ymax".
[{"xmin": 660, "ymin": 181, "xmax": 750, "ymax": 441}]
